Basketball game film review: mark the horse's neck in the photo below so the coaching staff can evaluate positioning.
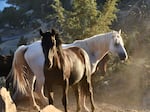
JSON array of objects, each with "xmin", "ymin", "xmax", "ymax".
[
  {"xmin": 91, "ymin": 34, "xmax": 112, "ymax": 73},
  {"xmin": 81, "ymin": 34, "xmax": 111, "ymax": 73},
  {"xmin": 63, "ymin": 33, "xmax": 112, "ymax": 73},
  {"xmin": 53, "ymin": 47, "xmax": 64, "ymax": 69}
]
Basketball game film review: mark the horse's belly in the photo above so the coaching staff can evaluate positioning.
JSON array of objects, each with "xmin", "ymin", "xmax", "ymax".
[
  {"xmin": 44, "ymin": 69, "xmax": 64, "ymax": 85},
  {"xmin": 69, "ymin": 66, "xmax": 84, "ymax": 85}
]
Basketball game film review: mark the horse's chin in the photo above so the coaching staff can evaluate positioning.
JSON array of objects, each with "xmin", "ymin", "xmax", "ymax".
[
  {"xmin": 121, "ymin": 55, "xmax": 128, "ymax": 61},
  {"xmin": 118, "ymin": 52, "xmax": 128, "ymax": 61},
  {"xmin": 120, "ymin": 57, "xmax": 128, "ymax": 62}
]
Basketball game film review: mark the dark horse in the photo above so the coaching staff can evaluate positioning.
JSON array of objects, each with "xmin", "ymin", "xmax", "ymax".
[
  {"xmin": 41, "ymin": 29, "xmax": 95, "ymax": 112},
  {"xmin": 0, "ymin": 55, "xmax": 13, "ymax": 90}
]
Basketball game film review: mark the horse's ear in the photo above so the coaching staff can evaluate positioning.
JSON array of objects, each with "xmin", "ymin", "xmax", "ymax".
[
  {"xmin": 39, "ymin": 29, "xmax": 43, "ymax": 36},
  {"xmin": 51, "ymin": 29, "xmax": 56, "ymax": 36},
  {"xmin": 119, "ymin": 29, "xmax": 121, "ymax": 34}
]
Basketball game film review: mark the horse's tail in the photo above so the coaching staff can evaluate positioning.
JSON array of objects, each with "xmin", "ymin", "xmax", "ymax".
[
  {"xmin": 11, "ymin": 45, "xmax": 29, "ymax": 95},
  {"xmin": 80, "ymin": 49, "xmax": 92, "ymax": 96}
]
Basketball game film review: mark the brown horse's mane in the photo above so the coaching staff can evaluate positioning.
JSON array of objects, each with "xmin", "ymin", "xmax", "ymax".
[{"xmin": 54, "ymin": 31, "xmax": 66, "ymax": 70}]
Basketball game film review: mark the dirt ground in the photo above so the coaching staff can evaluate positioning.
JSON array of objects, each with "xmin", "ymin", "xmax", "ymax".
[{"xmin": 15, "ymin": 82, "xmax": 150, "ymax": 112}]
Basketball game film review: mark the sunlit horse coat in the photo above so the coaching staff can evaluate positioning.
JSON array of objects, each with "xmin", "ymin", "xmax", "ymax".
[
  {"xmin": 40, "ymin": 29, "xmax": 95, "ymax": 112},
  {"xmin": 11, "ymin": 30, "xmax": 128, "ymax": 109}
]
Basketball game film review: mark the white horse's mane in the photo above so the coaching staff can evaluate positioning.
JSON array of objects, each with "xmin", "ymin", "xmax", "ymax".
[{"xmin": 73, "ymin": 31, "xmax": 116, "ymax": 47}]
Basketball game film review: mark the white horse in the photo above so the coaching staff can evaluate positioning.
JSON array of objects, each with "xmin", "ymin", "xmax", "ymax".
[{"xmin": 11, "ymin": 30, "xmax": 128, "ymax": 110}]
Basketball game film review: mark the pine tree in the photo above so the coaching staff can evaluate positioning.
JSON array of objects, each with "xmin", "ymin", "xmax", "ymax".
[
  {"xmin": 98, "ymin": 0, "xmax": 118, "ymax": 32},
  {"xmin": 52, "ymin": 0, "xmax": 119, "ymax": 41}
]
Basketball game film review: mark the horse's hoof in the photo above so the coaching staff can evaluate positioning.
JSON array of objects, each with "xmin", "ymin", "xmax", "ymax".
[{"xmin": 33, "ymin": 105, "xmax": 41, "ymax": 112}]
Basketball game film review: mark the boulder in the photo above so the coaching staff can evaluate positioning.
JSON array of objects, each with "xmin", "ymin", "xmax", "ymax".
[
  {"xmin": 41, "ymin": 105, "xmax": 62, "ymax": 112},
  {"xmin": 0, "ymin": 87, "xmax": 16, "ymax": 112}
]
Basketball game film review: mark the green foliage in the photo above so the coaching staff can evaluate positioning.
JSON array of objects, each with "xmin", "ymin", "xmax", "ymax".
[
  {"xmin": 8, "ymin": 0, "xmax": 54, "ymax": 17},
  {"xmin": 99, "ymin": 0, "xmax": 118, "ymax": 31},
  {"xmin": 52, "ymin": 0, "xmax": 119, "ymax": 41},
  {"xmin": 0, "ymin": 37, "xmax": 2, "ymax": 43},
  {"xmin": 51, "ymin": 0, "xmax": 65, "ymax": 25}
]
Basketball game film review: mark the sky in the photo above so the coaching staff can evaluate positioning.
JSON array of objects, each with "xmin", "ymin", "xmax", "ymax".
[{"xmin": 0, "ymin": 0, "xmax": 11, "ymax": 11}]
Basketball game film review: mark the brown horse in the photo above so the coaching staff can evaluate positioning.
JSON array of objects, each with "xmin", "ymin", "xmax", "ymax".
[{"xmin": 41, "ymin": 29, "xmax": 95, "ymax": 112}]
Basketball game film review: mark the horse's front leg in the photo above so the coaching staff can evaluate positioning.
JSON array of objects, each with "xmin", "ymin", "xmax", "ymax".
[
  {"xmin": 48, "ymin": 87, "xmax": 54, "ymax": 105},
  {"xmin": 44, "ymin": 80, "xmax": 54, "ymax": 105},
  {"xmin": 82, "ymin": 77, "xmax": 95, "ymax": 112},
  {"xmin": 62, "ymin": 79, "xmax": 69, "ymax": 112}
]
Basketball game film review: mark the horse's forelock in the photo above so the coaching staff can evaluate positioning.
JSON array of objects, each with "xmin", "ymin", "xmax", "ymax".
[{"xmin": 112, "ymin": 30, "xmax": 124, "ymax": 46}]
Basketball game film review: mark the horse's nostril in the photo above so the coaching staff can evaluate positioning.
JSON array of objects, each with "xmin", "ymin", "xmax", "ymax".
[{"xmin": 119, "ymin": 53, "xmax": 127, "ymax": 60}]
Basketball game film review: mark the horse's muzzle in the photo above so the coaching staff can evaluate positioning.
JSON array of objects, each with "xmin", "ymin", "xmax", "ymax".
[{"xmin": 118, "ymin": 52, "xmax": 128, "ymax": 61}]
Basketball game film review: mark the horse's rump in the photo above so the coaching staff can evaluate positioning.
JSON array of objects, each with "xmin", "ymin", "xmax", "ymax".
[{"xmin": 67, "ymin": 47, "xmax": 92, "ymax": 96}]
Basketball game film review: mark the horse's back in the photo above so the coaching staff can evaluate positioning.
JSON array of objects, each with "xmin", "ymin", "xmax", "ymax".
[
  {"xmin": 67, "ymin": 47, "xmax": 91, "ymax": 66},
  {"xmin": 24, "ymin": 40, "xmax": 44, "ymax": 68}
]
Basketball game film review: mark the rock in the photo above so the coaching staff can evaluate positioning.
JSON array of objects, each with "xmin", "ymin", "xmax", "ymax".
[
  {"xmin": 0, "ymin": 87, "xmax": 16, "ymax": 112},
  {"xmin": 41, "ymin": 105, "xmax": 62, "ymax": 112}
]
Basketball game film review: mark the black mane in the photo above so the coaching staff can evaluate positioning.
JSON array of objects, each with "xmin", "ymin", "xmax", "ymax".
[
  {"xmin": 40, "ymin": 29, "xmax": 64, "ymax": 65},
  {"xmin": 40, "ymin": 29, "xmax": 62, "ymax": 48}
]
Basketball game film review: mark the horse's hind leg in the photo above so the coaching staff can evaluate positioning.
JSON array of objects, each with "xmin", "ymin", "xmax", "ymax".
[
  {"xmin": 87, "ymin": 81, "xmax": 95, "ymax": 112},
  {"xmin": 81, "ymin": 91, "xmax": 90, "ymax": 112},
  {"xmin": 72, "ymin": 84, "xmax": 82, "ymax": 112},
  {"xmin": 62, "ymin": 79, "xmax": 69, "ymax": 112},
  {"xmin": 35, "ymin": 77, "xmax": 48, "ymax": 106}
]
